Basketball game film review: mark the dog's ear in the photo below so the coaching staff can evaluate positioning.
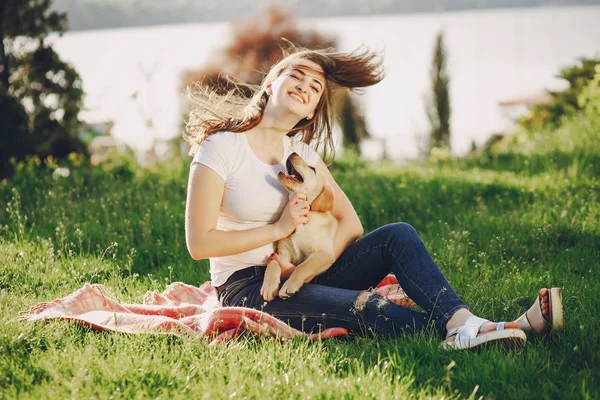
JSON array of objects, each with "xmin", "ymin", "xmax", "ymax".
[{"xmin": 311, "ymin": 182, "xmax": 334, "ymax": 212}]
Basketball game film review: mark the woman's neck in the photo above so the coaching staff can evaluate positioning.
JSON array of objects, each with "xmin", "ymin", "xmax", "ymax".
[
  {"xmin": 245, "ymin": 114, "xmax": 297, "ymax": 146},
  {"xmin": 257, "ymin": 103, "xmax": 301, "ymax": 135}
]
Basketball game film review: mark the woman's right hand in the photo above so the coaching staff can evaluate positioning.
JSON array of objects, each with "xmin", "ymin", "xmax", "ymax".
[{"xmin": 275, "ymin": 192, "xmax": 309, "ymax": 238}]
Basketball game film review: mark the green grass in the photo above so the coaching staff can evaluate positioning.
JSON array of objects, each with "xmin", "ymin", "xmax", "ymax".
[{"xmin": 1, "ymin": 114, "xmax": 599, "ymax": 399}]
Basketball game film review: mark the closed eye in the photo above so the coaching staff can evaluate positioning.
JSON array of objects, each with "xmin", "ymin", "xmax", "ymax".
[{"xmin": 289, "ymin": 68, "xmax": 324, "ymax": 92}]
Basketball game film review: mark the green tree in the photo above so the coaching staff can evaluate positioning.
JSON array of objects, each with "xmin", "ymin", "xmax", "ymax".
[
  {"xmin": 425, "ymin": 31, "xmax": 451, "ymax": 153},
  {"xmin": 578, "ymin": 64, "xmax": 600, "ymax": 119},
  {"xmin": 338, "ymin": 93, "xmax": 369, "ymax": 155},
  {"xmin": 520, "ymin": 57, "xmax": 600, "ymax": 131},
  {"xmin": 0, "ymin": 0, "xmax": 86, "ymax": 179}
]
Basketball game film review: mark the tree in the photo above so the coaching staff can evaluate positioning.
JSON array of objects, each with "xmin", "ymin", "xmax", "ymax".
[
  {"xmin": 425, "ymin": 31, "xmax": 451, "ymax": 154},
  {"xmin": 519, "ymin": 57, "xmax": 600, "ymax": 131},
  {"xmin": 578, "ymin": 64, "xmax": 600, "ymax": 120},
  {"xmin": 182, "ymin": 5, "xmax": 336, "ymax": 96},
  {"xmin": 181, "ymin": 4, "xmax": 370, "ymax": 153},
  {"xmin": 338, "ymin": 93, "xmax": 369, "ymax": 155},
  {"xmin": 0, "ymin": 0, "xmax": 86, "ymax": 179}
]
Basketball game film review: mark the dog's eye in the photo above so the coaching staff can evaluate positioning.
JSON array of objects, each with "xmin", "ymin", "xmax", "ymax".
[{"xmin": 309, "ymin": 166, "xmax": 316, "ymax": 172}]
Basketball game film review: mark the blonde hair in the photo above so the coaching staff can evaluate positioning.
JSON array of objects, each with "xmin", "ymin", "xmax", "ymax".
[{"xmin": 184, "ymin": 44, "xmax": 385, "ymax": 163}]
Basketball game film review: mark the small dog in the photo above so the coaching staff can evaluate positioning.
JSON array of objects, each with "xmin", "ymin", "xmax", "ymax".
[{"xmin": 260, "ymin": 152, "xmax": 338, "ymax": 301}]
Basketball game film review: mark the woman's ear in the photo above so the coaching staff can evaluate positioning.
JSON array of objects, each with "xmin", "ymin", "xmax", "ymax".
[{"xmin": 311, "ymin": 182, "xmax": 334, "ymax": 212}]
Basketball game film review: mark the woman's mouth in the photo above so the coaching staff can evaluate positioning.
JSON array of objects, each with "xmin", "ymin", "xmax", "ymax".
[{"xmin": 288, "ymin": 92, "xmax": 305, "ymax": 104}]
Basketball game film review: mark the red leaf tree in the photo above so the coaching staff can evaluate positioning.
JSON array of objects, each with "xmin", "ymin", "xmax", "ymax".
[{"xmin": 181, "ymin": 5, "xmax": 370, "ymax": 153}]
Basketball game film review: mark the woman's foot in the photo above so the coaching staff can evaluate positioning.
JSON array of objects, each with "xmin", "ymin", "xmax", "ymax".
[
  {"xmin": 443, "ymin": 288, "xmax": 552, "ymax": 348},
  {"xmin": 516, "ymin": 287, "xmax": 564, "ymax": 335},
  {"xmin": 538, "ymin": 288, "xmax": 551, "ymax": 320}
]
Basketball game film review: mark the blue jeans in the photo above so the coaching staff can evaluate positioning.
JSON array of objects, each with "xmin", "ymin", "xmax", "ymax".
[{"xmin": 218, "ymin": 222, "xmax": 469, "ymax": 338}]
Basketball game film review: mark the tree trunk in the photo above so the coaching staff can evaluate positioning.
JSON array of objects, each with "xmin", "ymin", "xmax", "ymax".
[{"xmin": 0, "ymin": 0, "xmax": 9, "ymax": 89}]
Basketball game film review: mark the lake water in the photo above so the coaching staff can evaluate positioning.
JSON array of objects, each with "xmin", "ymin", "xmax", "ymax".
[{"xmin": 50, "ymin": 6, "xmax": 600, "ymax": 160}]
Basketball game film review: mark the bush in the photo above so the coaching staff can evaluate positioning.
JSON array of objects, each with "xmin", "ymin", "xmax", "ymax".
[
  {"xmin": 578, "ymin": 63, "xmax": 600, "ymax": 121},
  {"xmin": 519, "ymin": 57, "xmax": 600, "ymax": 131}
]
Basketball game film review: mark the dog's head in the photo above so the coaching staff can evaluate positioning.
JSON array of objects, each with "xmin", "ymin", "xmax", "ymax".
[{"xmin": 278, "ymin": 152, "xmax": 334, "ymax": 212}]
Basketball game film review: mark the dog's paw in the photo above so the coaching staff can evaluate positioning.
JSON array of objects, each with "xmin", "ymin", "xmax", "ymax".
[
  {"xmin": 278, "ymin": 279, "xmax": 303, "ymax": 300},
  {"xmin": 260, "ymin": 282, "xmax": 280, "ymax": 302}
]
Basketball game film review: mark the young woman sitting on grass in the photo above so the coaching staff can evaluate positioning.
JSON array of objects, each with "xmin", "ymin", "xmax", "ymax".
[{"xmin": 183, "ymin": 45, "xmax": 563, "ymax": 349}]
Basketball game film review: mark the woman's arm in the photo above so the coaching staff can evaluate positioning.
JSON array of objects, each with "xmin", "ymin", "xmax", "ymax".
[
  {"xmin": 314, "ymin": 159, "xmax": 364, "ymax": 259},
  {"xmin": 185, "ymin": 163, "xmax": 309, "ymax": 260}
]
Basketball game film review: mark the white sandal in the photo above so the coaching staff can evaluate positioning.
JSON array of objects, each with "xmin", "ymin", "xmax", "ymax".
[
  {"xmin": 517, "ymin": 288, "xmax": 564, "ymax": 335},
  {"xmin": 442, "ymin": 316, "xmax": 527, "ymax": 350}
]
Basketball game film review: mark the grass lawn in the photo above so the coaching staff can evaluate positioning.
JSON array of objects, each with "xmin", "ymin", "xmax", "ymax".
[{"xmin": 1, "ymin": 115, "xmax": 599, "ymax": 399}]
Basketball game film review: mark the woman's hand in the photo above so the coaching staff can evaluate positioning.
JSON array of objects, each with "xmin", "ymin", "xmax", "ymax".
[{"xmin": 274, "ymin": 192, "xmax": 309, "ymax": 238}]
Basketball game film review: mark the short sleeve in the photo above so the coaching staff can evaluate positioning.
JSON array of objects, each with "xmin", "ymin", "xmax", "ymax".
[
  {"xmin": 291, "ymin": 139, "xmax": 321, "ymax": 167},
  {"xmin": 190, "ymin": 133, "xmax": 231, "ymax": 180}
]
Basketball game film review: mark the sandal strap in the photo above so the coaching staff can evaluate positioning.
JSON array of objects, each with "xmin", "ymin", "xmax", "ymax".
[
  {"xmin": 445, "ymin": 325, "xmax": 461, "ymax": 338},
  {"xmin": 446, "ymin": 315, "xmax": 489, "ymax": 345},
  {"xmin": 518, "ymin": 294, "xmax": 552, "ymax": 334}
]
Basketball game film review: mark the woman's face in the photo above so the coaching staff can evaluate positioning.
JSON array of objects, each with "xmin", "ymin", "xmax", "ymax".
[{"xmin": 268, "ymin": 58, "xmax": 326, "ymax": 120}]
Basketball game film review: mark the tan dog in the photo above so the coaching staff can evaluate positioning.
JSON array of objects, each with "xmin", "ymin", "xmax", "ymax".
[{"xmin": 260, "ymin": 152, "xmax": 338, "ymax": 301}]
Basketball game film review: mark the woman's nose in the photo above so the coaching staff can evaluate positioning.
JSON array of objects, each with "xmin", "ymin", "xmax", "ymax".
[{"xmin": 296, "ymin": 81, "xmax": 308, "ymax": 93}]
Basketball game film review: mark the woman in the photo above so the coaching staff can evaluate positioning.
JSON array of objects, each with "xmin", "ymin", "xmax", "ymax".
[{"xmin": 184, "ymin": 46, "xmax": 562, "ymax": 349}]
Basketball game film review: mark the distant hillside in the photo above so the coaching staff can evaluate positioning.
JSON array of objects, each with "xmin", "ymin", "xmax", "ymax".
[{"xmin": 53, "ymin": 0, "xmax": 600, "ymax": 31}]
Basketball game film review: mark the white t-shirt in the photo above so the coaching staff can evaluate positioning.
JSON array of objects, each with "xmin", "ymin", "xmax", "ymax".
[{"xmin": 190, "ymin": 131, "xmax": 321, "ymax": 286}]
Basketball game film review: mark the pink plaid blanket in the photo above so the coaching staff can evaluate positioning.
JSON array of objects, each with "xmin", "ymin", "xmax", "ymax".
[{"xmin": 19, "ymin": 275, "xmax": 414, "ymax": 345}]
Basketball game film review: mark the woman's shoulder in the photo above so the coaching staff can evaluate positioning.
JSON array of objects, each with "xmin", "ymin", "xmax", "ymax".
[
  {"xmin": 193, "ymin": 131, "xmax": 243, "ymax": 159},
  {"xmin": 287, "ymin": 135, "xmax": 311, "ymax": 151},
  {"xmin": 191, "ymin": 131, "xmax": 244, "ymax": 176},
  {"xmin": 201, "ymin": 131, "xmax": 246, "ymax": 153},
  {"xmin": 287, "ymin": 136, "xmax": 321, "ymax": 166},
  {"xmin": 204, "ymin": 131, "xmax": 240, "ymax": 144}
]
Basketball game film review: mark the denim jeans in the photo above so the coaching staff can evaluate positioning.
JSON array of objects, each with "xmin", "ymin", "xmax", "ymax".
[{"xmin": 217, "ymin": 222, "xmax": 469, "ymax": 338}]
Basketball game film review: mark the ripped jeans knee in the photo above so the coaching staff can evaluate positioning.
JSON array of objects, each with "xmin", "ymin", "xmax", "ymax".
[
  {"xmin": 354, "ymin": 289, "xmax": 391, "ymax": 312},
  {"xmin": 351, "ymin": 289, "xmax": 433, "ymax": 336}
]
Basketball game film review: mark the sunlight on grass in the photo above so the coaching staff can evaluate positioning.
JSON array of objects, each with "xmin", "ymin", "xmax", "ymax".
[{"xmin": 1, "ymin": 114, "xmax": 599, "ymax": 398}]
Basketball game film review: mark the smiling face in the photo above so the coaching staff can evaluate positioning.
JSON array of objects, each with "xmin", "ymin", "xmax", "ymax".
[{"xmin": 267, "ymin": 59, "xmax": 326, "ymax": 121}]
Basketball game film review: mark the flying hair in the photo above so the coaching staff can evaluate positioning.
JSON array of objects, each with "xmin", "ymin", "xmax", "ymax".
[{"xmin": 184, "ymin": 42, "xmax": 385, "ymax": 163}]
